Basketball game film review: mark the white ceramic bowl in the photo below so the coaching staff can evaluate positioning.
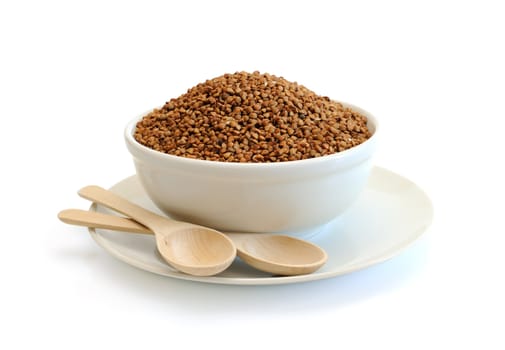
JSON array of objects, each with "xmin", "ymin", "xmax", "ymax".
[{"xmin": 125, "ymin": 102, "xmax": 378, "ymax": 235}]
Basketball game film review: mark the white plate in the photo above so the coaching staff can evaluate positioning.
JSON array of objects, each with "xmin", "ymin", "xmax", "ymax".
[{"xmin": 88, "ymin": 167, "xmax": 433, "ymax": 285}]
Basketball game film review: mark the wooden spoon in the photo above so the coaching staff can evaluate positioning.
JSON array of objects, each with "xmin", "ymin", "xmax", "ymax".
[
  {"xmin": 77, "ymin": 186, "xmax": 236, "ymax": 277},
  {"xmin": 58, "ymin": 209, "xmax": 328, "ymax": 276}
]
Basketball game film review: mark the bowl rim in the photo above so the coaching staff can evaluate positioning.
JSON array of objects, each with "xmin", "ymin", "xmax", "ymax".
[{"xmin": 124, "ymin": 101, "xmax": 378, "ymax": 169}]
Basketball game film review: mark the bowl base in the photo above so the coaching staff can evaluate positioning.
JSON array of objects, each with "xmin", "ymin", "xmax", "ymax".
[{"xmin": 260, "ymin": 219, "xmax": 339, "ymax": 240}]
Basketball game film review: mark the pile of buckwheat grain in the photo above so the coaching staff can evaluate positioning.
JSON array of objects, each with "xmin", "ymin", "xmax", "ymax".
[{"xmin": 134, "ymin": 71, "xmax": 371, "ymax": 162}]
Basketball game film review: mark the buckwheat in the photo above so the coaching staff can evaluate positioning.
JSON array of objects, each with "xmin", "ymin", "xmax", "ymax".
[{"xmin": 134, "ymin": 71, "xmax": 371, "ymax": 162}]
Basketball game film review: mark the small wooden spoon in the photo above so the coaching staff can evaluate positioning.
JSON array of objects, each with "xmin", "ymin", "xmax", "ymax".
[
  {"xmin": 77, "ymin": 186, "xmax": 236, "ymax": 277},
  {"xmin": 58, "ymin": 209, "xmax": 328, "ymax": 276}
]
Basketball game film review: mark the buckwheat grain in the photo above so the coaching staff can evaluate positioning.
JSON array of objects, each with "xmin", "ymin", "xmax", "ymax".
[{"xmin": 134, "ymin": 71, "xmax": 371, "ymax": 162}]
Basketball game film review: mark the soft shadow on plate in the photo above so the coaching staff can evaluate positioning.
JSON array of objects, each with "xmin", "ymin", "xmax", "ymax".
[{"xmin": 85, "ymin": 234, "xmax": 428, "ymax": 315}]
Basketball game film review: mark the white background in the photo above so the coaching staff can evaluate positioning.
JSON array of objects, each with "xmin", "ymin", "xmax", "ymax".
[{"xmin": 1, "ymin": 0, "xmax": 504, "ymax": 349}]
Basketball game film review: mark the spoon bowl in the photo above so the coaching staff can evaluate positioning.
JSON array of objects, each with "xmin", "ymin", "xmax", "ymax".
[
  {"xmin": 58, "ymin": 209, "xmax": 327, "ymax": 275},
  {"xmin": 154, "ymin": 225, "xmax": 237, "ymax": 276},
  {"xmin": 228, "ymin": 233, "xmax": 327, "ymax": 275}
]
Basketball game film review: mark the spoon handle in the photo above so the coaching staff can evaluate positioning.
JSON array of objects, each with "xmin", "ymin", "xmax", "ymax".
[
  {"xmin": 58, "ymin": 208, "xmax": 153, "ymax": 234},
  {"xmin": 78, "ymin": 185, "xmax": 172, "ymax": 229}
]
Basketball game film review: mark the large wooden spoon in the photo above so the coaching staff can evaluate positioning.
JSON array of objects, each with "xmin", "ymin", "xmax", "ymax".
[
  {"xmin": 77, "ymin": 185, "xmax": 236, "ymax": 276},
  {"xmin": 58, "ymin": 209, "xmax": 328, "ymax": 276}
]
